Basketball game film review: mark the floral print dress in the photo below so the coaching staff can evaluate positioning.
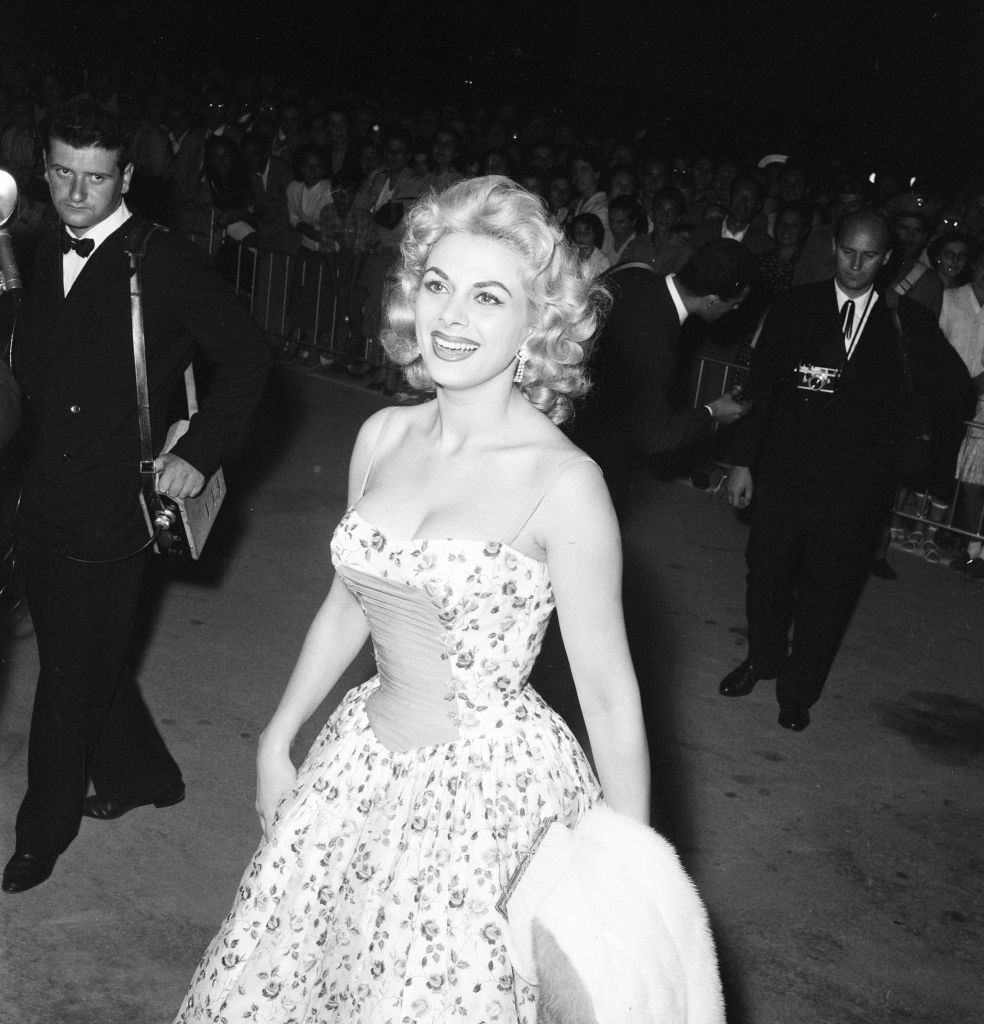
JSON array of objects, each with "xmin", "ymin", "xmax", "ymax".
[{"xmin": 174, "ymin": 496, "xmax": 601, "ymax": 1024}]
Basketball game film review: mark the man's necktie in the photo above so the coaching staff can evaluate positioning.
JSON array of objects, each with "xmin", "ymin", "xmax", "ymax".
[
  {"xmin": 841, "ymin": 299, "xmax": 855, "ymax": 343},
  {"xmin": 61, "ymin": 231, "xmax": 94, "ymax": 258}
]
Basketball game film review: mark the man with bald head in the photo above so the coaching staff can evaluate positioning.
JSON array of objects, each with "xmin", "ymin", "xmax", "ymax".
[{"xmin": 718, "ymin": 211, "xmax": 967, "ymax": 731}]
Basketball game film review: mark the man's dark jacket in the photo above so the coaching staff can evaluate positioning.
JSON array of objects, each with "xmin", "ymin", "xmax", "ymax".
[
  {"xmin": 729, "ymin": 279, "xmax": 969, "ymax": 520},
  {"xmin": 573, "ymin": 268, "xmax": 710, "ymax": 506},
  {"xmin": 14, "ymin": 215, "xmax": 271, "ymax": 559}
]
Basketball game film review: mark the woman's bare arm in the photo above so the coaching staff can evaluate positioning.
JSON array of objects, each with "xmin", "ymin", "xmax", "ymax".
[
  {"xmin": 255, "ymin": 409, "xmax": 390, "ymax": 834},
  {"xmin": 538, "ymin": 461, "xmax": 651, "ymax": 824}
]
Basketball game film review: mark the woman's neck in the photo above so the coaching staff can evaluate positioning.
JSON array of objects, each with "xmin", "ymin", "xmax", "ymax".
[{"xmin": 429, "ymin": 379, "xmax": 524, "ymax": 451}]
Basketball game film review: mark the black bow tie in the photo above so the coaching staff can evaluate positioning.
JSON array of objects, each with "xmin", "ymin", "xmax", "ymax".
[{"xmin": 61, "ymin": 231, "xmax": 95, "ymax": 258}]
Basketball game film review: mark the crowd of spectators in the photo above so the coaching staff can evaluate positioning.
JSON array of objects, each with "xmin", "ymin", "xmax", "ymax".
[{"xmin": 2, "ymin": 65, "xmax": 983, "ymax": 570}]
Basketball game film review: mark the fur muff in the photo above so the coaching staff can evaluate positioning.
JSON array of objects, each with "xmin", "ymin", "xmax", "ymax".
[{"xmin": 517, "ymin": 805, "xmax": 726, "ymax": 1024}]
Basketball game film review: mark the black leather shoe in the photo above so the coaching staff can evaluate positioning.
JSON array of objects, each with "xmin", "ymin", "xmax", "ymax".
[
  {"xmin": 778, "ymin": 704, "xmax": 810, "ymax": 731},
  {"xmin": 719, "ymin": 659, "xmax": 773, "ymax": 697},
  {"xmin": 2, "ymin": 851, "xmax": 57, "ymax": 893},
  {"xmin": 83, "ymin": 782, "xmax": 185, "ymax": 821}
]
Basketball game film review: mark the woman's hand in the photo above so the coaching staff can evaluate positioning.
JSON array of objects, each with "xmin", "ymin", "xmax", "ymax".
[{"xmin": 255, "ymin": 741, "xmax": 297, "ymax": 841}]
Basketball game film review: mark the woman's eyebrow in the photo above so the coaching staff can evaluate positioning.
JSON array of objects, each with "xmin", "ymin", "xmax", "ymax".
[
  {"xmin": 473, "ymin": 280, "xmax": 512, "ymax": 295},
  {"xmin": 423, "ymin": 266, "xmax": 513, "ymax": 296}
]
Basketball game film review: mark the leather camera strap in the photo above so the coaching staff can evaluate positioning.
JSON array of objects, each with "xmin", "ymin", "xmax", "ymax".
[
  {"xmin": 63, "ymin": 219, "xmax": 164, "ymax": 564},
  {"xmin": 126, "ymin": 221, "xmax": 158, "ymax": 510}
]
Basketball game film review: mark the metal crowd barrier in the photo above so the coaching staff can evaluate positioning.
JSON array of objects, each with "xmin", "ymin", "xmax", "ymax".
[
  {"xmin": 688, "ymin": 353, "xmax": 984, "ymax": 547},
  {"xmin": 194, "ymin": 216, "xmax": 378, "ymax": 367},
  {"xmin": 188, "ymin": 216, "xmax": 984, "ymax": 551}
]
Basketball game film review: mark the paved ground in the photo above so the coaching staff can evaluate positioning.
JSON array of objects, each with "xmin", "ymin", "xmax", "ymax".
[{"xmin": 1, "ymin": 366, "xmax": 981, "ymax": 1024}]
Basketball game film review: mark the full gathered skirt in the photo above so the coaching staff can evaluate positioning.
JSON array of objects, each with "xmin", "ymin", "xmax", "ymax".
[{"xmin": 174, "ymin": 678, "xmax": 601, "ymax": 1024}]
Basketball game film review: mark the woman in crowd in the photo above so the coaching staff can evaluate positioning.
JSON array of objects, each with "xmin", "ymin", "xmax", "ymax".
[
  {"xmin": 649, "ymin": 185, "xmax": 690, "ymax": 274},
  {"xmin": 286, "ymin": 144, "xmax": 335, "ymax": 365},
  {"xmin": 286, "ymin": 143, "xmax": 333, "ymax": 252},
  {"xmin": 357, "ymin": 127, "xmax": 429, "ymax": 394},
  {"xmin": 570, "ymin": 211, "xmax": 611, "ymax": 277},
  {"xmin": 757, "ymin": 202, "xmax": 811, "ymax": 300},
  {"xmin": 606, "ymin": 194, "xmax": 650, "ymax": 266},
  {"xmin": 942, "ymin": 251, "xmax": 984, "ymax": 577},
  {"xmin": 173, "ymin": 176, "xmax": 650, "ymax": 1023},
  {"xmin": 928, "ymin": 231, "xmax": 973, "ymax": 290},
  {"xmin": 199, "ymin": 135, "xmax": 252, "ymax": 225},
  {"xmin": 428, "ymin": 124, "xmax": 464, "ymax": 191},
  {"xmin": 569, "ymin": 147, "xmax": 609, "ymax": 247},
  {"xmin": 546, "ymin": 167, "xmax": 573, "ymax": 228}
]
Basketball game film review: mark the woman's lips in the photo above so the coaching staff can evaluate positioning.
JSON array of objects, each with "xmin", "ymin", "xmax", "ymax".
[{"xmin": 431, "ymin": 332, "xmax": 479, "ymax": 360}]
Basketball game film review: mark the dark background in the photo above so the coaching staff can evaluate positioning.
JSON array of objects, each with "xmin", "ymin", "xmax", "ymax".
[{"xmin": 9, "ymin": 1, "xmax": 981, "ymax": 181}]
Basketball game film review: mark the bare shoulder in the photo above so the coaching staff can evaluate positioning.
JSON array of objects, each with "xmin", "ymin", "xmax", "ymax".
[
  {"xmin": 513, "ymin": 403, "xmax": 601, "ymax": 485},
  {"xmin": 349, "ymin": 407, "xmax": 402, "ymax": 499},
  {"xmin": 351, "ymin": 407, "xmax": 393, "ymax": 461},
  {"xmin": 539, "ymin": 454, "xmax": 610, "ymax": 521},
  {"xmin": 528, "ymin": 431, "xmax": 615, "ymax": 553},
  {"xmin": 349, "ymin": 401, "xmax": 436, "ymax": 495},
  {"xmin": 353, "ymin": 400, "xmax": 433, "ymax": 452}
]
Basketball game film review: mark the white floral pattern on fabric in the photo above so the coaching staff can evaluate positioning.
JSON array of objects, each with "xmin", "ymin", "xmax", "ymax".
[
  {"xmin": 174, "ymin": 509, "xmax": 601, "ymax": 1024},
  {"xmin": 956, "ymin": 394, "xmax": 984, "ymax": 486}
]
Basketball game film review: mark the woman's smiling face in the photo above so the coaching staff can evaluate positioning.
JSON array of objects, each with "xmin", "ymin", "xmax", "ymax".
[{"xmin": 414, "ymin": 232, "xmax": 530, "ymax": 389}]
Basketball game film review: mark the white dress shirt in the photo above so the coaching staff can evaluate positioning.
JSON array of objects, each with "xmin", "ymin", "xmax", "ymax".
[
  {"xmin": 63, "ymin": 200, "xmax": 132, "ymax": 296},
  {"xmin": 834, "ymin": 281, "xmax": 878, "ymax": 356}
]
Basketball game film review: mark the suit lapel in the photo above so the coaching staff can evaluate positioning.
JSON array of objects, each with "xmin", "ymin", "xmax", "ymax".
[
  {"xmin": 795, "ymin": 286, "xmax": 845, "ymax": 373},
  {"xmin": 41, "ymin": 231, "xmax": 65, "ymax": 312},
  {"xmin": 18, "ymin": 231, "xmax": 68, "ymax": 387},
  {"xmin": 25, "ymin": 224, "xmax": 132, "ymax": 389}
]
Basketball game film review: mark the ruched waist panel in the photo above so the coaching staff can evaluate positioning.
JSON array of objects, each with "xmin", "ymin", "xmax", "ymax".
[{"xmin": 336, "ymin": 564, "xmax": 460, "ymax": 750}]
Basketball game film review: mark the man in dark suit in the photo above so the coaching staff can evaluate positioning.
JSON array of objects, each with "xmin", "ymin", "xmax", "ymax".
[
  {"xmin": 2, "ymin": 101, "xmax": 271, "ymax": 893},
  {"xmin": 573, "ymin": 239, "xmax": 757, "ymax": 514},
  {"xmin": 720, "ymin": 210, "xmax": 968, "ymax": 731},
  {"xmin": 686, "ymin": 172, "xmax": 775, "ymax": 258}
]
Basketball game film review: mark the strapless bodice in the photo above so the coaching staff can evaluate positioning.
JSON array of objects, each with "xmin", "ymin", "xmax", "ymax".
[{"xmin": 331, "ymin": 509, "xmax": 556, "ymax": 749}]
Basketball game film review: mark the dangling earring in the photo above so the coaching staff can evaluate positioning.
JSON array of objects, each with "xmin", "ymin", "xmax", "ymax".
[{"xmin": 513, "ymin": 342, "xmax": 529, "ymax": 384}]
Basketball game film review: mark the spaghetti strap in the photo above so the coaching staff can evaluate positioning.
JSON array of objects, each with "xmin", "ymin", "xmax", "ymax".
[
  {"xmin": 505, "ymin": 454, "xmax": 598, "ymax": 545},
  {"xmin": 357, "ymin": 409, "xmax": 395, "ymax": 500}
]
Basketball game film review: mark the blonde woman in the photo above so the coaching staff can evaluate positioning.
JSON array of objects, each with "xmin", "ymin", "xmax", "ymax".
[{"xmin": 175, "ymin": 177, "xmax": 650, "ymax": 1023}]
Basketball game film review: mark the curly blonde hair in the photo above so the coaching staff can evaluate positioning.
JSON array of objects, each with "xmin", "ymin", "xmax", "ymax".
[{"xmin": 381, "ymin": 176, "xmax": 609, "ymax": 424}]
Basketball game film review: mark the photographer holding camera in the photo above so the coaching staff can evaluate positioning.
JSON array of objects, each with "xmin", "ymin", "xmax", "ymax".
[
  {"xmin": 720, "ymin": 210, "xmax": 967, "ymax": 732},
  {"xmin": 2, "ymin": 101, "xmax": 271, "ymax": 894}
]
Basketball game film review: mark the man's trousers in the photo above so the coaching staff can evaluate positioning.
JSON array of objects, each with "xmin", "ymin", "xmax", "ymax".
[
  {"xmin": 14, "ymin": 540, "xmax": 182, "ymax": 856},
  {"xmin": 745, "ymin": 499, "xmax": 875, "ymax": 709}
]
